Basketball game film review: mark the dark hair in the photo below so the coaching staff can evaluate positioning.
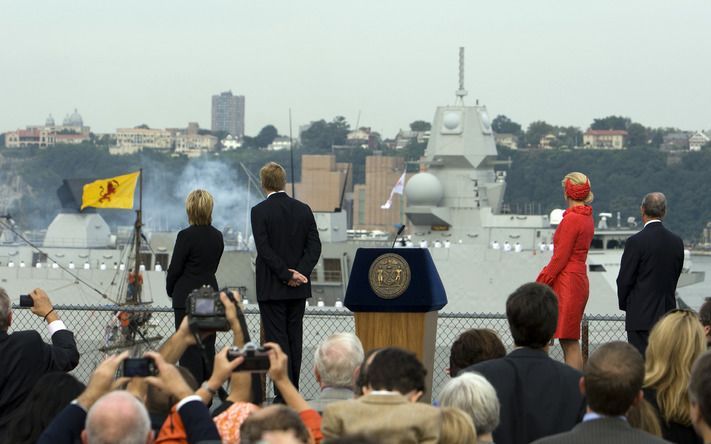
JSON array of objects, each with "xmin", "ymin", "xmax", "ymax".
[
  {"xmin": 354, "ymin": 348, "xmax": 381, "ymax": 396},
  {"xmin": 146, "ymin": 365, "xmax": 198, "ymax": 415},
  {"xmin": 449, "ymin": 329, "xmax": 506, "ymax": 376},
  {"xmin": 366, "ymin": 347, "xmax": 426, "ymax": 394},
  {"xmin": 324, "ymin": 434, "xmax": 379, "ymax": 444},
  {"xmin": 585, "ymin": 342, "xmax": 644, "ymax": 416},
  {"xmin": 699, "ymin": 300, "xmax": 711, "ymax": 327},
  {"xmin": 689, "ymin": 351, "xmax": 711, "ymax": 428},
  {"xmin": 506, "ymin": 283, "xmax": 558, "ymax": 349},
  {"xmin": 4, "ymin": 373, "xmax": 85, "ymax": 444},
  {"xmin": 642, "ymin": 192, "xmax": 666, "ymax": 219},
  {"xmin": 240, "ymin": 405, "xmax": 310, "ymax": 444}
]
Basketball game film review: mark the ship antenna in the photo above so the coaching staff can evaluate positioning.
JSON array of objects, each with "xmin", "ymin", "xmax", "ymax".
[{"xmin": 455, "ymin": 47, "xmax": 468, "ymax": 105}]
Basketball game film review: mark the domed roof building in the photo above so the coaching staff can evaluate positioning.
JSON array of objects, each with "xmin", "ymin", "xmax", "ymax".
[
  {"xmin": 45, "ymin": 114, "xmax": 55, "ymax": 127},
  {"xmin": 62, "ymin": 108, "xmax": 83, "ymax": 127}
]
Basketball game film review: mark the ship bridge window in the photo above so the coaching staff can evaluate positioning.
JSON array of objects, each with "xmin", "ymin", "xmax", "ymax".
[
  {"xmin": 139, "ymin": 253, "xmax": 153, "ymax": 271},
  {"xmin": 323, "ymin": 258, "xmax": 342, "ymax": 283},
  {"xmin": 589, "ymin": 264, "xmax": 606, "ymax": 272},
  {"xmin": 606, "ymin": 239, "xmax": 623, "ymax": 250},
  {"xmin": 311, "ymin": 267, "xmax": 319, "ymax": 282},
  {"xmin": 591, "ymin": 237, "xmax": 603, "ymax": 250}
]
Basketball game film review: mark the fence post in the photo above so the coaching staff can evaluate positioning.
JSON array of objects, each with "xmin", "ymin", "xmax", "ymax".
[{"xmin": 581, "ymin": 317, "xmax": 589, "ymax": 363}]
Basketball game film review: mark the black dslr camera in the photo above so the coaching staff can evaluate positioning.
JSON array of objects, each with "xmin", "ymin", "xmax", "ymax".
[
  {"xmin": 185, "ymin": 286, "xmax": 235, "ymax": 331},
  {"xmin": 227, "ymin": 342, "xmax": 271, "ymax": 372}
]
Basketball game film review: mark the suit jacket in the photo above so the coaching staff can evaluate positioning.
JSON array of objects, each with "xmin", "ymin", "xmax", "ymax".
[
  {"xmin": 308, "ymin": 387, "xmax": 354, "ymax": 414},
  {"xmin": 465, "ymin": 348, "xmax": 586, "ymax": 444},
  {"xmin": 322, "ymin": 393, "xmax": 441, "ymax": 443},
  {"xmin": 617, "ymin": 221, "xmax": 684, "ymax": 331},
  {"xmin": 0, "ymin": 328, "xmax": 80, "ymax": 428},
  {"xmin": 250, "ymin": 192, "xmax": 321, "ymax": 302},
  {"xmin": 166, "ymin": 224, "xmax": 224, "ymax": 309},
  {"xmin": 532, "ymin": 417, "xmax": 670, "ymax": 444},
  {"xmin": 37, "ymin": 399, "xmax": 221, "ymax": 444}
]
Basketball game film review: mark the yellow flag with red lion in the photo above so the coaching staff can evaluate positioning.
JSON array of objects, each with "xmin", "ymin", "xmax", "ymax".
[{"xmin": 80, "ymin": 171, "xmax": 140, "ymax": 210}]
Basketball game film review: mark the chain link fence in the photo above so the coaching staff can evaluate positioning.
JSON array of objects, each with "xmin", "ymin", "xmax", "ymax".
[{"xmin": 9, "ymin": 305, "xmax": 626, "ymax": 400}]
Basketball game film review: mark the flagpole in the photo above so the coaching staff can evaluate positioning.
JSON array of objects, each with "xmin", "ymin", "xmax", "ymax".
[{"xmin": 133, "ymin": 169, "xmax": 143, "ymax": 304}]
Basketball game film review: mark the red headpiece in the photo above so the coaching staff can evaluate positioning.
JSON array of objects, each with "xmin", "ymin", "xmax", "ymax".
[{"xmin": 565, "ymin": 178, "xmax": 590, "ymax": 201}]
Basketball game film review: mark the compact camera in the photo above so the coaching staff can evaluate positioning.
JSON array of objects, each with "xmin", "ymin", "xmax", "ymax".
[
  {"xmin": 122, "ymin": 357, "xmax": 158, "ymax": 377},
  {"xmin": 227, "ymin": 342, "xmax": 271, "ymax": 373},
  {"xmin": 19, "ymin": 294, "xmax": 33, "ymax": 307},
  {"xmin": 185, "ymin": 286, "xmax": 236, "ymax": 331}
]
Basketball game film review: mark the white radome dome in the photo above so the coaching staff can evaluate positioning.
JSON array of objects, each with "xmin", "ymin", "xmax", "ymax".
[
  {"xmin": 405, "ymin": 172, "xmax": 444, "ymax": 206},
  {"xmin": 549, "ymin": 208, "xmax": 565, "ymax": 225}
]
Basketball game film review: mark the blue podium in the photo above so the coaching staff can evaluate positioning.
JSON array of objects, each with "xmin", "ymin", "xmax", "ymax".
[{"xmin": 344, "ymin": 248, "xmax": 447, "ymax": 401}]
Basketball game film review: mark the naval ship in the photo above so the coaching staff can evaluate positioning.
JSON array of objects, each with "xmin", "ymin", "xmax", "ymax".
[{"xmin": 0, "ymin": 50, "xmax": 704, "ymax": 316}]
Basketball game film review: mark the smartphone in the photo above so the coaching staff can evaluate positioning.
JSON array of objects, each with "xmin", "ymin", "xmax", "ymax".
[
  {"xmin": 122, "ymin": 358, "xmax": 157, "ymax": 377},
  {"xmin": 19, "ymin": 294, "xmax": 33, "ymax": 307}
]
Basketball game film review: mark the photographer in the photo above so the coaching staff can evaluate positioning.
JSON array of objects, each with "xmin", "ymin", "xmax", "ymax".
[{"xmin": 0, "ymin": 287, "xmax": 80, "ymax": 429}]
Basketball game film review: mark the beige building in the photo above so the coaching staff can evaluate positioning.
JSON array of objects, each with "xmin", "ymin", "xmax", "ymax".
[
  {"xmin": 494, "ymin": 133, "xmax": 518, "ymax": 149},
  {"xmin": 290, "ymin": 155, "xmax": 352, "ymax": 213},
  {"xmin": 4, "ymin": 111, "xmax": 91, "ymax": 148},
  {"xmin": 353, "ymin": 156, "xmax": 406, "ymax": 231},
  {"xmin": 583, "ymin": 130, "xmax": 627, "ymax": 149},
  {"xmin": 115, "ymin": 127, "xmax": 173, "ymax": 152}
]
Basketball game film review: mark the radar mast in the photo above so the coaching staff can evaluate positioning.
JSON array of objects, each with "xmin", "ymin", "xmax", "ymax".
[{"xmin": 455, "ymin": 47, "xmax": 468, "ymax": 105}]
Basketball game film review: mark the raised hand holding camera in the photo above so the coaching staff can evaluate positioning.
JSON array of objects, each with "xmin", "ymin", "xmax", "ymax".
[
  {"xmin": 227, "ymin": 342, "xmax": 270, "ymax": 372},
  {"xmin": 185, "ymin": 286, "xmax": 237, "ymax": 332}
]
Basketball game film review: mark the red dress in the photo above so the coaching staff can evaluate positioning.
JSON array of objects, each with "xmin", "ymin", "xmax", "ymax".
[{"xmin": 536, "ymin": 205, "xmax": 594, "ymax": 340}]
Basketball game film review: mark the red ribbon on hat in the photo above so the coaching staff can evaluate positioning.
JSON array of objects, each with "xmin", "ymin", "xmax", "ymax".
[{"xmin": 565, "ymin": 178, "xmax": 590, "ymax": 201}]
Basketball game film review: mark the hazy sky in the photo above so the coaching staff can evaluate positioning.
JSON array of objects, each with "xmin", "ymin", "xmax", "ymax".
[{"xmin": 2, "ymin": 0, "xmax": 710, "ymax": 137}]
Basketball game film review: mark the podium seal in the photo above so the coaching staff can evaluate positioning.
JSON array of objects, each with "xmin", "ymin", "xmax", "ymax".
[{"xmin": 368, "ymin": 253, "xmax": 411, "ymax": 299}]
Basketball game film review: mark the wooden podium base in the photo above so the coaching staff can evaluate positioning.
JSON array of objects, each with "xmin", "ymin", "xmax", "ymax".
[{"xmin": 354, "ymin": 311, "xmax": 438, "ymax": 402}]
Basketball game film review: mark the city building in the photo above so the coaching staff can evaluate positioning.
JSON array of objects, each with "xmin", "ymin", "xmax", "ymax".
[
  {"xmin": 393, "ymin": 129, "xmax": 429, "ymax": 150},
  {"xmin": 494, "ymin": 133, "xmax": 519, "ymax": 149},
  {"xmin": 689, "ymin": 131, "xmax": 710, "ymax": 151},
  {"xmin": 539, "ymin": 133, "xmax": 557, "ymax": 149},
  {"xmin": 211, "ymin": 91, "xmax": 245, "ymax": 138},
  {"xmin": 174, "ymin": 122, "xmax": 217, "ymax": 157},
  {"xmin": 353, "ymin": 156, "xmax": 407, "ymax": 231},
  {"xmin": 582, "ymin": 129, "xmax": 627, "ymax": 149},
  {"xmin": 346, "ymin": 127, "xmax": 382, "ymax": 149},
  {"xmin": 661, "ymin": 132, "xmax": 692, "ymax": 151},
  {"xmin": 267, "ymin": 136, "xmax": 291, "ymax": 151},
  {"xmin": 112, "ymin": 127, "xmax": 173, "ymax": 154},
  {"xmin": 221, "ymin": 134, "xmax": 242, "ymax": 150},
  {"xmin": 289, "ymin": 155, "xmax": 352, "ymax": 214},
  {"xmin": 4, "ymin": 109, "xmax": 91, "ymax": 148}
]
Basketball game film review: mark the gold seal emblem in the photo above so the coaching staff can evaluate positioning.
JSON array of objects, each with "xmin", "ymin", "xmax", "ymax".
[{"xmin": 368, "ymin": 253, "xmax": 411, "ymax": 299}]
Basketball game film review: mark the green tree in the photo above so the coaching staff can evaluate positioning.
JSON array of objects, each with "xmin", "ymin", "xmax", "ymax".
[
  {"xmin": 409, "ymin": 120, "xmax": 431, "ymax": 132},
  {"xmin": 626, "ymin": 122, "xmax": 649, "ymax": 147},
  {"xmin": 590, "ymin": 116, "xmax": 630, "ymax": 131},
  {"xmin": 300, "ymin": 116, "xmax": 350, "ymax": 151},
  {"xmin": 525, "ymin": 121, "xmax": 554, "ymax": 148},
  {"xmin": 492, "ymin": 115, "xmax": 522, "ymax": 135},
  {"xmin": 135, "ymin": 124, "xmax": 150, "ymax": 129},
  {"xmin": 255, "ymin": 125, "xmax": 279, "ymax": 148}
]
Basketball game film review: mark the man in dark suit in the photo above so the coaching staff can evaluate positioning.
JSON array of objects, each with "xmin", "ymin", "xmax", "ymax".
[
  {"xmin": 463, "ymin": 283, "xmax": 585, "ymax": 444},
  {"xmin": 251, "ymin": 162, "xmax": 321, "ymax": 397},
  {"xmin": 0, "ymin": 287, "xmax": 80, "ymax": 429},
  {"xmin": 617, "ymin": 192, "xmax": 684, "ymax": 356},
  {"xmin": 533, "ymin": 341, "xmax": 667, "ymax": 444}
]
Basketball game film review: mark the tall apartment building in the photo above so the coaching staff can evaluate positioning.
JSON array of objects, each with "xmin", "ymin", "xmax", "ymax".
[
  {"xmin": 211, "ymin": 91, "xmax": 245, "ymax": 138},
  {"xmin": 353, "ymin": 156, "xmax": 407, "ymax": 231}
]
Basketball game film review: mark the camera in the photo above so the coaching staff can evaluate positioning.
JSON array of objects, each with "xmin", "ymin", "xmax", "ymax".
[
  {"xmin": 19, "ymin": 294, "xmax": 33, "ymax": 307},
  {"xmin": 185, "ymin": 286, "xmax": 236, "ymax": 331},
  {"xmin": 122, "ymin": 357, "xmax": 158, "ymax": 377},
  {"xmin": 227, "ymin": 342, "xmax": 271, "ymax": 373}
]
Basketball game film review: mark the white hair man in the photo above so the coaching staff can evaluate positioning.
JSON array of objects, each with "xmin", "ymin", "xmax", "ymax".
[
  {"xmin": 309, "ymin": 332, "xmax": 364, "ymax": 413},
  {"xmin": 0, "ymin": 287, "xmax": 79, "ymax": 430},
  {"xmin": 83, "ymin": 391, "xmax": 153, "ymax": 444},
  {"xmin": 439, "ymin": 372, "xmax": 501, "ymax": 444}
]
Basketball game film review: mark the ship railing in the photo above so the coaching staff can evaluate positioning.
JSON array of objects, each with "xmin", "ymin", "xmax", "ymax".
[{"xmin": 9, "ymin": 305, "xmax": 626, "ymax": 401}]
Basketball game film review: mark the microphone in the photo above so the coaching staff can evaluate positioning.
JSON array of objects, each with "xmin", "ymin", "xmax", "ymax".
[{"xmin": 391, "ymin": 224, "xmax": 406, "ymax": 249}]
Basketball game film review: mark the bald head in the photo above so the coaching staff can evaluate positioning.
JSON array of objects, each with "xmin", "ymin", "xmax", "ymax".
[
  {"xmin": 83, "ymin": 391, "xmax": 153, "ymax": 444},
  {"xmin": 642, "ymin": 192, "xmax": 667, "ymax": 220}
]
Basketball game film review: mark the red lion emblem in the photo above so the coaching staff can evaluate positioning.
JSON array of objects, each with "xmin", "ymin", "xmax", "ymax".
[{"xmin": 98, "ymin": 179, "xmax": 120, "ymax": 203}]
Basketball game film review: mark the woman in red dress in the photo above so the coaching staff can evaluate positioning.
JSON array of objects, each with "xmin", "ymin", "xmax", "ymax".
[{"xmin": 536, "ymin": 172, "xmax": 595, "ymax": 370}]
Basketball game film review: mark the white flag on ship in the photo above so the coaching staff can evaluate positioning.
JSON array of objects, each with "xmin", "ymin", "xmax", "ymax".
[{"xmin": 380, "ymin": 171, "xmax": 407, "ymax": 209}]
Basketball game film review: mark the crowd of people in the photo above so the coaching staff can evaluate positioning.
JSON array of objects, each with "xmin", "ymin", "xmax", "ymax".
[{"xmin": 2, "ymin": 165, "xmax": 710, "ymax": 444}]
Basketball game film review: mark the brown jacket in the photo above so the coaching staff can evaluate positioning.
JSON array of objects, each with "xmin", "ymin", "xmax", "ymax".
[{"xmin": 322, "ymin": 393, "xmax": 440, "ymax": 444}]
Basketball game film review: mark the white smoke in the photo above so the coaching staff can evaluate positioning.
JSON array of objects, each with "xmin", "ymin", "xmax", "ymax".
[{"xmin": 141, "ymin": 157, "xmax": 262, "ymax": 238}]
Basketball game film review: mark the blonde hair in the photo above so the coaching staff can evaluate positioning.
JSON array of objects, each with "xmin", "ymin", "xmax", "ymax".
[
  {"xmin": 260, "ymin": 162, "xmax": 287, "ymax": 192},
  {"xmin": 185, "ymin": 189, "xmax": 214, "ymax": 225},
  {"xmin": 644, "ymin": 309, "xmax": 707, "ymax": 425},
  {"xmin": 439, "ymin": 407, "xmax": 477, "ymax": 444},
  {"xmin": 626, "ymin": 398, "xmax": 663, "ymax": 437},
  {"xmin": 561, "ymin": 171, "xmax": 594, "ymax": 204}
]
